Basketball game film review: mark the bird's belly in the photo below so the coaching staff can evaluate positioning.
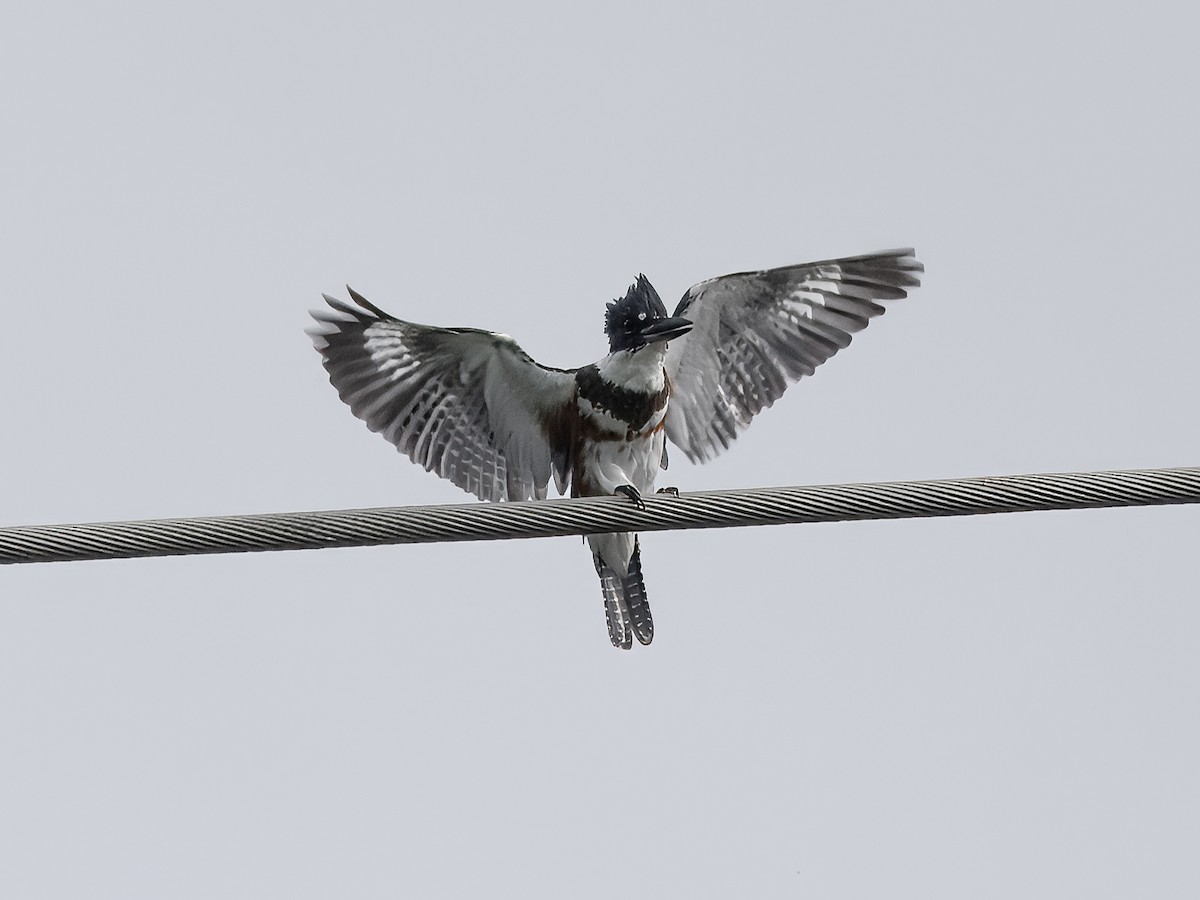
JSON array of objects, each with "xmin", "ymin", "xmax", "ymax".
[
  {"xmin": 573, "ymin": 392, "xmax": 667, "ymax": 571},
  {"xmin": 575, "ymin": 429, "xmax": 664, "ymax": 498},
  {"xmin": 610, "ymin": 431, "xmax": 663, "ymax": 494},
  {"xmin": 577, "ymin": 431, "xmax": 663, "ymax": 573}
]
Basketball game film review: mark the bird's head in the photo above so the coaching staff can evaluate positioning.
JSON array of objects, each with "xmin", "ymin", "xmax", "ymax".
[{"xmin": 604, "ymin": 275, "xmax": 693, "ymax": 354}]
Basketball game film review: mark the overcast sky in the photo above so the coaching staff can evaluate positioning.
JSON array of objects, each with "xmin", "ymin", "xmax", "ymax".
[{"xmin": 3, "ymin": 3, "xmax": 1199, "ymax": 897}]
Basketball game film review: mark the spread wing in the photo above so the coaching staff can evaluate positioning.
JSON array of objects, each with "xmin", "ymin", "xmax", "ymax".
[
  {"xmin": 308, "ymin": 288, "xmax": 578, "ymax": 502},
  {"xmin": 664, "ymin": 249, "xmax": 923, "ymax": 463}
]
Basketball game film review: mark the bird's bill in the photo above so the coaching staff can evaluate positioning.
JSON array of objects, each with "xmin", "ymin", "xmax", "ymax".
[{"xmin": 639, "ymin": 316, "xmax": 693, "ymax": 344}]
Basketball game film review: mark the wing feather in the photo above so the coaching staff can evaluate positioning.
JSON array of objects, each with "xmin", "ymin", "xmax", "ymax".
[
  {"xmin": 308, "ymin": 289, "xmax": 577, "ymax": 501},
  {"xmin": 665, "ymin": 249, "xmax": 923, "ymax": 463}
]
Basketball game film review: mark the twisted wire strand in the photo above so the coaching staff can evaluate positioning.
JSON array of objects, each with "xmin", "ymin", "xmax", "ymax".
[{"xmin": 2, "ymin": 466, "xmax": 1198, "ymax": 565}]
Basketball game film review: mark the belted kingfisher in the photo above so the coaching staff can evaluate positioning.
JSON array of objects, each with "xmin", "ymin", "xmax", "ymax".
[{"xmin": 308, "ymin": 249, "xmax": 922, "ymax": 648}]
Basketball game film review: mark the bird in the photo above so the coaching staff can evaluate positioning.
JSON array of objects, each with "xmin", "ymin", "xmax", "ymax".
[{"xmin": 307, "ymin": 248, "xmax": 923, "ymax": 648}]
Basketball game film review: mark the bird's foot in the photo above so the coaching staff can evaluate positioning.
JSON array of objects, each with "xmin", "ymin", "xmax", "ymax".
[
  {"xmin": 655, "ymin": 486, "xmax": 680, "ymax": 497},
  {"xmin": 614, "ymin": 484, "xmax": 646, "ymax": 511}
]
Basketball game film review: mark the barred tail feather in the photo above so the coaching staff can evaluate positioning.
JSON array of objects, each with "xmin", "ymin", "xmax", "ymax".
[
  {"xmin": 597, "ymin": 563, "xmax": 632, "ymax": 649},
  {"xmin": 623, "ymin": 539, "xmax": 653, "ymax": 645},
  {"xmin": 594, "ymin": 537, "xmax": 654, "ymax": 649}
]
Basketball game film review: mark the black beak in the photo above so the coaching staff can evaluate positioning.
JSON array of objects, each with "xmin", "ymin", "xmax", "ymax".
[{"xmin": 639, "ymin": 316, "xmax": 693, "ymax": 344}]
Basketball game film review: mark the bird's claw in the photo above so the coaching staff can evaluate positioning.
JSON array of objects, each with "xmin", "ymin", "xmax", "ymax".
[
  {"xmin": 614, "ymin": 484, "xmax": 646, "ymax": 511},
  {"xmin": 656, "ymin": 486, "xmax": 680, "ymax": 497}
]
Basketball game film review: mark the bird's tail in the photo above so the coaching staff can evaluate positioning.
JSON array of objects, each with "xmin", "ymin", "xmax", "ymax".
[{"xmin": 594, "ymin": 537, "xmax": 653, "ymax": 649}]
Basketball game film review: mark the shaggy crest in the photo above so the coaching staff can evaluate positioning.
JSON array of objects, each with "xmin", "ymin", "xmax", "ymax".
[{"xmin": 604, "ymin": 275, "xmax": 669, "ymax": 352}]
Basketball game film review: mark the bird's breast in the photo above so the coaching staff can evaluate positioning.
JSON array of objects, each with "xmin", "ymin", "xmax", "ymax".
[{"xmin": 574, "ymin": 364, "xmax": 670, "ymax": 439}]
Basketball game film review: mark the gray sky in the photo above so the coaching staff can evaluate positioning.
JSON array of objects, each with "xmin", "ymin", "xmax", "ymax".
[{"xmin": 3, "ymin": 2, "xmax": 1199, "ymax": 897}]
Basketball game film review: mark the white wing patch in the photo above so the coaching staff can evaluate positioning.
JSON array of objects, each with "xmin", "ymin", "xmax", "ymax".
[
  {"xmin": 664, "ymin": 249, "xmax": 923, "ymax": 463},
  {"xmin": 309, "ymin": 289, "xmax": 578, "ymax": 502}
]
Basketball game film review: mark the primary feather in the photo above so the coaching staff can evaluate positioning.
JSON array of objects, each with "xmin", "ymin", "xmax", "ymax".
[
  {"xmin": 308, "ymin": 288, "xmax": 577, "ymax": 502},
  {"xmin": 664, "ymin": 249, "xmax": 923, "ymax": 462}
]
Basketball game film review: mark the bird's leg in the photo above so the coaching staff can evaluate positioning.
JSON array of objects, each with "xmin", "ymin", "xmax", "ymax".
[
  {"xmin": 614, "ymin": 484, "xmax": 646, "ymax": 511},
  {"xmin": 655, "ymin": 487, "xmax": 680, "ymax": 497}
]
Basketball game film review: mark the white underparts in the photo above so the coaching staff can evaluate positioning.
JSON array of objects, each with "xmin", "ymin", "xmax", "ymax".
[{"xmin": 578, "ymin": 347, "xmax": 670, "ymax": 572}]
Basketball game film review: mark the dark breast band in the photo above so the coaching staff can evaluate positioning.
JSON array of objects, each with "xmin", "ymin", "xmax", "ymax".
[{"xmin": 575, "ymin": 365, "xmax": 669, "ymax": 434}]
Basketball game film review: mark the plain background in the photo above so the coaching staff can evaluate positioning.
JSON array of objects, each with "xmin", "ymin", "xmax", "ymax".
[{"xmin": 3, "ymin": 2, "xmax": 1198, "ymax": 897}]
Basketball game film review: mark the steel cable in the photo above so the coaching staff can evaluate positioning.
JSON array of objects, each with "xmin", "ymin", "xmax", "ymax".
[{"xmin": 2, "ymin": 466, "xmax": 1198, "ymax": 565}]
